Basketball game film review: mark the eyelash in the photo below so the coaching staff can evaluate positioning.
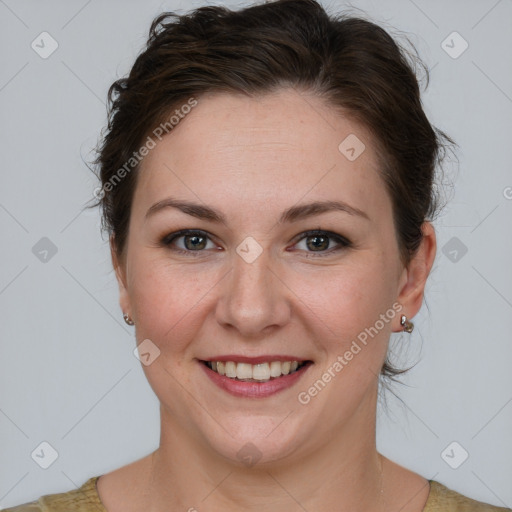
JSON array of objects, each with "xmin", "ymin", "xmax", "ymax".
[{"xmin": 160, "ymin": 229, "xmax": 352, "ymax": 257}]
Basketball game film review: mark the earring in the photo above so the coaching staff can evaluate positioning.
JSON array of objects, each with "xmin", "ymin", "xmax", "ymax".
[
  {"xmin": 123, "ymin": 313, "xmax": 134, "ymax": 326},
  {"xmin": 400, "ymin": 314, "xmax": 414, "ymax": 333}
]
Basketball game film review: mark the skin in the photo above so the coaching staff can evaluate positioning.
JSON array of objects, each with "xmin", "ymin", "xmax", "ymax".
[{"xmin": 98, "ymin": 88, "xmax": 437, "ymax": 512}]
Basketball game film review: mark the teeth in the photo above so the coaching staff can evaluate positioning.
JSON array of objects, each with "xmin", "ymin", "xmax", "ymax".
[
  {"xmin": 252, "ymin": 363, "xmax": 270, "ymax": 381},
  {"xmin": 269, "ymin": 361, "xmax": 282, "ymax": 377},
  {"xmin": 225, "ymin": 361, "xmax": 237, "ymax": 378},
  {"xmin": 207, "ymin": 360, "xmax": 305, "ymax": 381},
  {"xmin": 236, "ymin": 363, "xmax": 253, "ymax": 380}
]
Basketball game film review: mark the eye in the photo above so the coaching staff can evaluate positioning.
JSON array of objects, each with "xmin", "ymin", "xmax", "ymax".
[
  {"xmin": 291, "ymin": 230, "xmax": 351, "ymax": 256},
  {"xmin": 161, "ymin": 229, "xmax": 219, "ymax": 253},
  {"xmin": 160, "ymin": 229, "xmax": 351, "ymax": 257}
]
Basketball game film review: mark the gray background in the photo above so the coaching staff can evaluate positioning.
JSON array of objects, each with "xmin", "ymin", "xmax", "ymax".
[{"xmin": 1, "ymin": 0, "xmax": 511, "ymax": 508}]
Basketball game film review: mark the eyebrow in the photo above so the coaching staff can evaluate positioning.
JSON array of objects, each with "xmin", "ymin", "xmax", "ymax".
[{"xmin": 145, "ymin": 197, "xmax": 370, "ymax": 223}]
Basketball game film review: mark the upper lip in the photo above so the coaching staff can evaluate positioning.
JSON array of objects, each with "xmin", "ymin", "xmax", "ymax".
[{"xmin": 200, "ymin": 355, "xmax": 311, "ymax": 365}]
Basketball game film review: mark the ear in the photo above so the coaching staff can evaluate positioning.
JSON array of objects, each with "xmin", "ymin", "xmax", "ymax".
[
  {"xmin": 110, "ymin": 234, "xmax": 131, "ymax": 319},
  {"xmin": 394, "ymin": 222, "xmax": 437, "ymax": 331}
]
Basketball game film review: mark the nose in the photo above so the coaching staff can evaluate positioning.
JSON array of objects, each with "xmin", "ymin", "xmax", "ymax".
[{"xmin": 215, "ymin": 244, "xmax": 291, "ymax": 338}]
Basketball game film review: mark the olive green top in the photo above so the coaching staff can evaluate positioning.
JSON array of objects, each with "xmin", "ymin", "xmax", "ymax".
[{"xmin": 1, "ymin": 477, "xmax": 510, "ymax": 511}]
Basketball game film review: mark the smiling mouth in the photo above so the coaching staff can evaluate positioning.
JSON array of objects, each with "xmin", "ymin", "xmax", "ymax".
[{"xmin": 201, "ymin": 360, "xmax": 312, "ymax": 382}]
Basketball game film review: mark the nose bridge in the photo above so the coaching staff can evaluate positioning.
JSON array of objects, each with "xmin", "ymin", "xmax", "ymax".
[{"xmin": 215, "ymin": 243, "xmax": 290, "ymax": 336}]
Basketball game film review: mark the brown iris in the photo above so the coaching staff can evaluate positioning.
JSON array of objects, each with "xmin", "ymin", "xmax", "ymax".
[
  {"xmin": 306, "ymin": 234, "xmax": 329, "ymax": 251},
  {"xmin": 184, "ymin": 234, "xmax": 207, "ymax": 250}
]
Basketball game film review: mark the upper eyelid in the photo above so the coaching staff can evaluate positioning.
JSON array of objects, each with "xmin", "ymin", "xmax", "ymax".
[
  {"xmin": 291, "ymin": 229, "xmax": 349, "ymax": 243},
  {"xmin": 162, "ymin": 229, "xmax": 218, "ymax": 247}
]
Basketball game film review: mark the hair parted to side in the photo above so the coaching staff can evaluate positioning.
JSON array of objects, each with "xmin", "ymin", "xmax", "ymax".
[{"xmin": 87, "ymin": 0, "xmax": 456, "ymax": 384}]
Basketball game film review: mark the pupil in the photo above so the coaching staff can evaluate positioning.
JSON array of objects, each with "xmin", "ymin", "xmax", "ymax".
[
  {"xmin": 185, "ymin": 235, "xmax": 206, "ymax": 250},
  {"xmin": 307, "ymin": 235, "xmax": 328, "ymax": 251}
]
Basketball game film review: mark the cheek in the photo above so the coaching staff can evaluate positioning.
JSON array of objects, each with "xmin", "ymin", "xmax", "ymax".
[
  {"xmin": 128, "ymin": 256, "xmax": 218, "ymax": 351},
  {"xmin": 297, "ymin": 258, "xmax": 393, "ymax": 330},
  {"xmin": 289, "ymin": 257, "xmax": 396, "ymax": 377}
]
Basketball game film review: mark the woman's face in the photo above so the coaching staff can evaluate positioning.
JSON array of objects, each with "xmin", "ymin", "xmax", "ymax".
[{"xmin": 114, "ymin": 88, "xmax": 426, "ymax": 465}]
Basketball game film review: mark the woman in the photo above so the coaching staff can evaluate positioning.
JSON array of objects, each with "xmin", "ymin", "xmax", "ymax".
[{"xmin": 3, "ymin": 0, "xmax": 509, "ymax": 510}]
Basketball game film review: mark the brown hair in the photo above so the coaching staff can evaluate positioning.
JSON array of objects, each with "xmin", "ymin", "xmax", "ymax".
[{"xmin": 88, "ymin": 0, "xmax": 455, "ymax": 382}]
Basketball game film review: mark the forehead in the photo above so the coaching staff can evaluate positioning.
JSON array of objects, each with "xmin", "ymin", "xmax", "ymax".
[{"xmin": 134, "ymin": 88, "xmax": 391, "ymax": 223}]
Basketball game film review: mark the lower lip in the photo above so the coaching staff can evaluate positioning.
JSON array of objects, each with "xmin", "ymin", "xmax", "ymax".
[{"xmin": 199, "ymin": 361, "xmax": 312, "ymax": 398}]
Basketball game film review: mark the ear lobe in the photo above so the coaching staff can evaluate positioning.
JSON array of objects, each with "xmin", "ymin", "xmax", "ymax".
[
  {"xmin": 110, "ymin": 234, "xmax": 131, "ymax": 316},
  {"xmin": 396, "ymin": 222, "xmax": 437, "ymax": 327}
]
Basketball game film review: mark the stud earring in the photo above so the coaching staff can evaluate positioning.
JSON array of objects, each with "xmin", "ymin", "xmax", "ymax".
[
  {"xmin": 123, "ymin": 313, "xmax": 134, "ymax": 326},
  {"xmin": 400, "ymin": 314, "xmax": 414, "ymax": 333}
]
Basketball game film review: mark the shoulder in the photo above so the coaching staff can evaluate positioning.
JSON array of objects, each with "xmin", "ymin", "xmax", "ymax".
[
  {"xmin": 425, "ymin": 480, "xmax": 511, "ymax": 511},
  {"xmin": 0, "ymin": 476, "xmax": 106, "ymax": 512}
]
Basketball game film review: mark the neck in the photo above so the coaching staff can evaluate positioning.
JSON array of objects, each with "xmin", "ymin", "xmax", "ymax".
[{"xmin": 146, "ymin": 388, "xmax": 385, "ymax": 511}]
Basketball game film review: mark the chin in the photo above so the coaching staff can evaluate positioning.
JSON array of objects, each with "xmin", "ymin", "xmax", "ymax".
[{"xmin": 199, "ymin": 414, "xmax": 308, "ymax": 468}]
